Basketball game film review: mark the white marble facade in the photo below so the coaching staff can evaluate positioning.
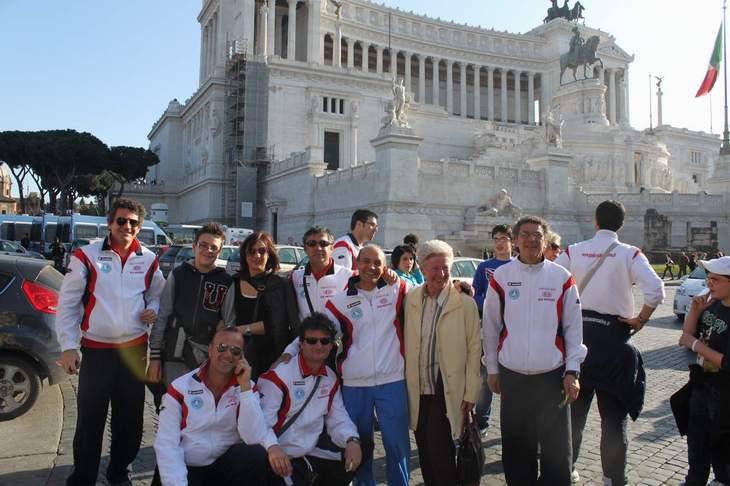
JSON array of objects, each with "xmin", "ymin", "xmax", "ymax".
[{"xmin": 139, "ymin": 0, "xmax": 728, "ymax": 253}]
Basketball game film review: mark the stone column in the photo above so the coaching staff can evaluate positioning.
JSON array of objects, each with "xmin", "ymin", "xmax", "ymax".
[
  {"xmin": 501, "ymin": 69, "xmax": 508, "ymax": 122},
  {"xmin": 623, "ymin": 68, "xmax": 631, "ymax": 126},
  {"xmin": 376, "ymin": 46, "xmax": 384, "ymax": 74},
  {"xmin": 418, "ymin": 54, "xmax": 426, "ymax": 103},
  {"xmin": 404, "ymin": 52, "xmax": 412, "ymax": 93},
  {"xmin": 514, "ymin": 70, "xmax": 522, "ymax": 124},
  {"xmin": 200, "ymin": 26, "xmax": 207, "ymax": 80},
  {"xmin": 539, "ymin": 72, "xmax": 550, "ymax": 124},
  {"xmin": 346, "ymin": 38, "xmax": 355, "ymax": 68},
  {"xmin": 390, "ymin": 49, "xmax": 397, "ymax": 77},
  {"xmin": 287, "ymin": 0, "xmax": 297, "ymax": 60},
  {"xmin": 361, "ymin": 43, "xmax": 369, "ymax": 71},
  {"xmin": 446, "ymin": 60, "xmax": 454, "ymax": 114},
  {"xmin": 242, "ymin": 0, "xmax": 256, "ymax": 57},
  {"xmin": 474, "ymin": 65, "xmax": 481, "ymax": 120},
  {"xmin": 487, "ymin": 67, "xmax": 494, "ymax": 120},
  {"xmin": 306, "ymin": 0, "xmax": 322, "ymax": 63},
  {"xmin": 257, "ymin": 6, "xmax": 268, "ymax": 57},
  {"xmin": 527, "ymin": 72, "xmax": 535, "ymax": 124},
  {"xmin": 267, "ymin": 0, "xmax": 276, "ymax": 56},
  {"xmin": 608, "ymin": 68, "xmax": 617, "ymax": 125},
  {"xmin": 460, "ymin": 62, "xmax": 467, "ymax": 118},
  {"xmin": 432, "ymin": 58, "xmax": 440, "ymax": 107},
  {"xmin": 334, "ymin": 22, "xmax": 342, "ymax": 67}
]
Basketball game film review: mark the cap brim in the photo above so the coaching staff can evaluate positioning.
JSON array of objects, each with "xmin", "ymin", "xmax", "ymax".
[{"xmin": 700, "ymin": 259, "xmax": 730, "ymax": 276}]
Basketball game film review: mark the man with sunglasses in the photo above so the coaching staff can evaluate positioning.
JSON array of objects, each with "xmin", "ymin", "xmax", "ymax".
[
  {"xmin": 148, "ymin": 222, "xmax": 236, "ymax": 385},
  {"xmin": 332, "ymin": 209, "xmax": 378, "ymax": 271},
  {"xmin": 258, "ymin": 313, "xmax": 362, "ymax": 486},
  {"xmin": 56, "ymin": 198, "xmax": 166, "ymax": 486},
  {"xmin": 154, "ymin": 327, "xmax": 270, "ymax": 486}
]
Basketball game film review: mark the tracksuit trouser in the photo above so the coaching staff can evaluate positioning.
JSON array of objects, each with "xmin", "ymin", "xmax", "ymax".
[
  {"xmin": 570, "ymin": 380, "xmax": 629, "ymax": 486},
  {"xmin": 187, "ymin": 443, "xmax": 267, "ymax": 486},
  {"xmin": 341, "ymin": 380, "xmax": 410, "ymax": 486},
  {"xmin": 500, "ymin": 365, "xmax": 572, "ymax": 486},
  {"xmin": 684, "ymin": 382, "xmax": 730, "ymax": 486},
  {"xmin": 414, "ymin": 375, "xmax": 457, "ymax": 486},
  {"xmin": 66, "ymin": 345, "xmax": 147, "ymax": 486}
]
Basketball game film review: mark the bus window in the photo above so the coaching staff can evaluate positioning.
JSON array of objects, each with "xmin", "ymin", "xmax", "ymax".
[
  {"xmin": 44, "ymin": 224, "xmax": 57, "ymax": 242},
  {"xmin": 1, "ymin": 223, "xmax": 12, "ymax": 241},
  {"xmin": 57, "ymin": 223, "xmax": 71, "ymax": 243},
  {"xmin": 75, "ymin": 224, "xmax": 99, "ymax": 239},
  {"xmin": 138, "ymin": 229, "xmax": 154, "ymax": 245},
  {"xmin": 156, "ymin": 234, "xmax": 168, "ymax": 245},
  {"xmin": 99, "ymin": 224, "xmax": 108, "ymax": 236},
  {"xmin": 30, "ymin": 222, "xmax": 42, "ymax": 241},
  {"xmin": 16, "ymin": 223, "xmax": 31, "ymax": 241}
]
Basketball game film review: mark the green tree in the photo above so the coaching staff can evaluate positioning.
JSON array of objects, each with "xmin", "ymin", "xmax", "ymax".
[{"xmin": 106, "ymin": 146, "xmax": 159, "ymax": 199}]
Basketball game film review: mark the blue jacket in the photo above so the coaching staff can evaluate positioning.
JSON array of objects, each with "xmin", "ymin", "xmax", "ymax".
[{"xmin": 473, "ymin": 257, "xmax": 512, "ymax": 315}]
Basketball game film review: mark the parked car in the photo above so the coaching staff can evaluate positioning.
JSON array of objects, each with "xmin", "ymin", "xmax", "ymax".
[
  {"xmin": 673, "ymin": 266, "xmax": 707, "ymax": 321},
  {"xmin": 450, "ymin": 257, "xmax": 484, "ymax": 286},
  {"xmin": 158, "ymin": 244, "xmax": 183, "ymax": 278},
  {"xmin": 0, "ymin": 256, "xmax": 64, "ymax": 421},
  {"xmin": 64, "ymin": 238, "xmax": 103, "ymax": 269},
  {"xmin": 172, "ymin": 245, "xmax": 238, "ymax": 273},
  {"xmin": 225, "ymin": 245, "xmax": 306, "ymax": 276},
  {"xmin": 0, "ymin": 240, "xmax": 45, "ymax": 260}
]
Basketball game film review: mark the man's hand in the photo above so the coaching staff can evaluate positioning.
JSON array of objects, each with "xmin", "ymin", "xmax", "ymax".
[
  {"xmin": 690, "ymin": 293, "xmax": 714, "ymax": 314},
  {"xmin": 563, "ymin": 374, "xmax": 580, "ymax": 404},
  {"xmin": 344, "ymin": 441, "xmax": 362, "ymax": 472},
  {"xmin": 267, "ymin": 445, "xmax": 292, "ymax": 477},
  {"xmin": 234, "ymin": 358, "xmax": 253, "ymax": 390},
  {"xmin": 139, "ymin": 308, "xmax": 157, "ymax": 325},
  {"xmin": 271, "ymin": 353, "xmax": 293, "ymax": 369},
  {"xmin": 383, "ymin": 268, "xmax": 399, "ymax": 285},
  {"xmin": 58, "ymin": 349, "xmax": 80, "ymax": 374},
  {"xmin": 679, "ymin": 332, "xmax": 698, "ymax": 350},
  {"xmin": 618, "ymin": 315, "xmax": 645, "ymax": 333},
  {"xmin": 486, "ymin": 374, "xmax": 501, "ymax": 394},
  {"xmin": 147, "ymin": 359, "xmax": 162, "ymax": 383}
]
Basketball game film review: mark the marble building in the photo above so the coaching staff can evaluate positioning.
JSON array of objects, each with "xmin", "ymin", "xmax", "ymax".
[{"xmin": 137, "ymin": 0, "xmax": 728, "ymax": 254}]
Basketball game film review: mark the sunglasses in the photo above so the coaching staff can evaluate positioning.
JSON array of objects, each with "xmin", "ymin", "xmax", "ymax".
[
  {"xmin": 215, "ymin": 343, "xmax": 243, "ymax": 357},
  {"xmin": 303, "ymin": 337, "xmax": 332, "ymax": 346},
  {"xmin": 305, "ymin": 240, "xmax": 332, "ymax": 248},
  {"xmin": 247, "ymin": 247, "xmax": 268, "ymax": 256},
  {"xmin": 115, "ymin": 217, "xmax": 140, "ymax": 228}
]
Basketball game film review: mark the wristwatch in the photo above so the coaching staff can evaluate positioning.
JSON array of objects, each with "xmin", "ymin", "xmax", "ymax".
[
  {"xmin": 346, "ymin": 436, "xmax": 361, "ymax": 445},
  {"xmin": 565, "ymin": 370, "xmax": 580, "ymax": 379},
  {"xmin": 244, "ymin": 325, "xmax": 253, "ymax": 337}
]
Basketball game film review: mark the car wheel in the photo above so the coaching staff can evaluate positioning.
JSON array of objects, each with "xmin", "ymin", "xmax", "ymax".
[
  {"xmin": 676, "ymin": 313, "xmax": 685, "ymax": 322},
  {"xmin": 0, "ymin": 357, "xmax": 41, "ymax": 421}
]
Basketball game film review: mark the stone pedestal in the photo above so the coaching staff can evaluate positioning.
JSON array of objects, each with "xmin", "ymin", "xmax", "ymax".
[
  {"xmin": 527, "ymin": 151, "xmax": 574, "ymax": 211},
  {"xmin": 370, "ymin": 125, "xmax": 423, "ymax": 202},
  {"xmin": 707, "ymin": 152, "xmax": 730, "ymax": 195},
  {"xmin": 551, "ymin": 78, "xmax": 609, "ymax": 129}
]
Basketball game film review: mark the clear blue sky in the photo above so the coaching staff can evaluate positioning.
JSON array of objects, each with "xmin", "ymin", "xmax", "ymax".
[{"xmin": 0, "ymin": 0, "xmax": 723, "ymax": 151}]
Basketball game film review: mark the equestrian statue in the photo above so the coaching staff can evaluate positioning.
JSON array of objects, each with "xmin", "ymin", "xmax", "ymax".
[
  {"xmin": 544, "ymin": 0, "xmax": 585, "ymax": 23},
  {"xmin": 560, "ymin": 26, "xmax": 604, "ymax": 83}
]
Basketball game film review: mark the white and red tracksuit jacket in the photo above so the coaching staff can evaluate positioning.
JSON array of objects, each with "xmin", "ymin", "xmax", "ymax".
[
  {"xmin": 323, "ymin": 277, "xmax": 408, "ymax": 387},
  {"xmin": 154, "ymin": 363, "xmax": 275, "ymax": 486},
  {"xmin": 256, "ymin": 354, "xmax": 358, "ymax": 459},
  {"xmin": 555, "ymin": 229, "xmax": 665, "ymax": 318},
  {"xmin": 55, "ymin": 237, "xmax": 165, "ymax": 351},
  {"xmin": 332, "ymin": 233, "xmax": 362, "ymax": 272},
  {"xmin": 483, "ymin": 258, "xmax": 587, "ymax": 375},
  {"xmin": 289, "ymin": 260, "xmax": 352, "ymax": 320}
]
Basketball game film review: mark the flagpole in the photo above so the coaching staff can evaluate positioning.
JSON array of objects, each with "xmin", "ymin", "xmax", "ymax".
[
  {"xmin": 649, "ymin": 73, "xmax": 653, "ymax": 132},
  {"xmin": 722, "ymin": 0, "xmax": 729, "ymax": 153}
]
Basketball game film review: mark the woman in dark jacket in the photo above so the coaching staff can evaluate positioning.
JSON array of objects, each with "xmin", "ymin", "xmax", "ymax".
[{"xmin": 234, "ymin": 231, "xmax": 299, "ymax": 379}]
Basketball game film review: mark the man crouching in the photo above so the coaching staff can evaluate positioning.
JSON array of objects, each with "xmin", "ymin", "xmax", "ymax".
[
  {"xmin": 154, "ymin": 327, "xmax": 271, "ymax": 486},
  {"xmin": 258, "ymin": 312, "xmax": 362, "ymax": 485}
]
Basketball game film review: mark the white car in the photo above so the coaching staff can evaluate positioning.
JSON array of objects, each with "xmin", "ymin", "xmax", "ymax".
[
  {"xmin": 173, "ymin": 244, "xmax": 238, "ymax": 272},
  {"xmin": 450, "ymin": 257, "xmax": 484, "ymax": 286},
  {"xmin": 226, "ymin": 245, "xmax": 307, "ymax": 276},
  {"xmin": 673, "ymin": 266, "xmax": 707, "ymax": 320}
]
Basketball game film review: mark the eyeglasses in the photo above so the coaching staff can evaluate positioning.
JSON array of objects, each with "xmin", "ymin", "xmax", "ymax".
[
  {"xmin": 115, "ymin": 217, "xmax": 140, "ymax": 228},
  {"xmin": 247, "ymin": 247, "xmax": 268, "ymax": 257},
  {"xmin": 303, "ymin": 337, "xmax": 332, "ymax": 345},
  {"xmin": 197, "ymin": 242, "xmax": 221, "ymax": 253},
  {"xmin": 215, "ymin": 343, "xmax": 243, "ymax": 357},
  {"xmin": 305, "ymin": 240, "xmax": 332, "ymax": 248},
  {"xmin": 519, "ymin": 231, "xmax": 544, "ymax": 240},
  {"xmin": 494, "ymin": 236, "xmax": 511, "ymax": 243}
]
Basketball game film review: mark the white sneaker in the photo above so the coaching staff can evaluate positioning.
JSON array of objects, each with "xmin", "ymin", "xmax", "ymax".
[{"xmin": 570, "ymin": 470, "xmax": 580, "ymax": 483}]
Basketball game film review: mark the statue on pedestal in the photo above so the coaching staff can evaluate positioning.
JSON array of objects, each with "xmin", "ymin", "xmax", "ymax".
[
  {"xmin": 476, "ymin": 189, "xmax": 522, "ymax": 218},
  {"xmin": 560, "ymin": 27, "xmax": 603, "ymax": 83},
  {"xmin": 382, "ymin": 78, "xmax": 412, "ymax": 129},
  {"xmin": 544, "ymin": 109, "xmax": 564, "ymax": 148}
]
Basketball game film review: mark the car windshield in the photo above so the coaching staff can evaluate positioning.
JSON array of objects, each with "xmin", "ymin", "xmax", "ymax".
[
  {"xmin": 175, "ymin": 247, "xmax": 194, "ymax": 262},
  {"xmin": 688, "ymin": 267, "xmax": 707, "ymax": 279},
  {"xmin": 159, "ymin": 246, "xmax": 181, "ymax": 262},
  {"xmin": 4, "ymin": 241, "xmax": 24, "ymax": 252},
  {"xmin": 36, "ymin": 265, "xmax": 63, "ymax": 291},
  {"xmin": 228, "ymin": 252, "xmax": 241, "ymax": 263},
  {"xmin": 219, "ymin": 248, "xmax": 234, "ymax": 261}
]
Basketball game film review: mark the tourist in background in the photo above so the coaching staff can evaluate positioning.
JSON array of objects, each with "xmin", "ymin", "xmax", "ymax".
[
  {"xmin": 391, "ymin": 244, "xmax": 420, "ymax": 288},
  {"xmin": 472, "ymin": 224, "xmax": 514, "ymax": 436},
  {"xmin": 332, "ymin": 209, "xmax": 378, "ymax": 271},
  {"xmin": 677, "ymin": 257, "xmax": 730, "ymax": 486},
  {"xmin": 403, "ymin": 233, "xmax": 425, "ymax": 284},
  {"xmin": 689, "ymin": 253, "xmax": 698, "ymax": 272},
  {"xmin": 544, "ymin": 231, "xmax": 562, "ymax": 261},
  {"xmin": 679, "ymin": 251, "xmax": 689, "ymax": 279},
  {"xmin": 663, "ymin": 253, "xmax": 676, "ymax": 280},
  {"xmin": 233, "ymin": 231, "xmax": 299, "ymax": 380},
  {"xmin": 404, "ymin": 240, "xmax": 481, "ymax": 486},
  {"xmin": 484, "ymin": 216, "xmax": 585, "ymax": 485}
]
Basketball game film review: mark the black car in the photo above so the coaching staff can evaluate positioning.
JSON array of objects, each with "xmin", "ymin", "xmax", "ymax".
[
  {"xmin": 158, "ymin": 244, "xmax": 183, "ymax": 278},
  {"xmin": 0, "ymin": 255, "xmax": 64, "ymax": 421}
]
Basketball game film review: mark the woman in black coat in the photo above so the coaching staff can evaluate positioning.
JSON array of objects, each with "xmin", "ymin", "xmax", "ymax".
[{"xmin": 233, "ymin": 231, "xmax": 300, "ymax": 379}]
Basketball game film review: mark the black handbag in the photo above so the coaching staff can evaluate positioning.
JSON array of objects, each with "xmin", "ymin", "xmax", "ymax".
[{"xmin": 456, "ymin": 411, "xmax": 484, "ymax": 486}]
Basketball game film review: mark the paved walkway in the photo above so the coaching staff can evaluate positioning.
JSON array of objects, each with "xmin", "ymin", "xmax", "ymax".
[{"xmin": 0, "ymin": 287, "xmax": 704, "ymax": 485}]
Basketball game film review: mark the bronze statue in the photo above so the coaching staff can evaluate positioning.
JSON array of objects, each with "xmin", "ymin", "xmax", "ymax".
[
  {"xmin": 544, "ymin": 0, "xmax": 586, "ymax": 23},
  {"xmin": 560, "ymin": 29, "xmax": 604, "ymax": 83}
]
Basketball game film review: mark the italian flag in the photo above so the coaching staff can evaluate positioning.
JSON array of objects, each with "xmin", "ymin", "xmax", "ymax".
[{"xmin": 696, "ymin": 23, "xmax": 723, "ymax": 97}]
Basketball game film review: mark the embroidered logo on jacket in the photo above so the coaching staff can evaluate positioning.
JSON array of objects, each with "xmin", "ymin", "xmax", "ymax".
[
  {"xmin": 508, "ymin": 289, "xmax": 520, "ymax": 300},
  {"xmin": 203, "ymin": 283, "xmax": 229, "ymax": 311}
]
